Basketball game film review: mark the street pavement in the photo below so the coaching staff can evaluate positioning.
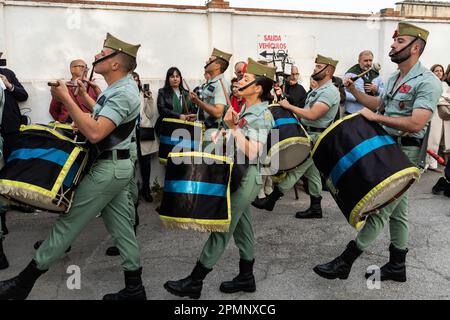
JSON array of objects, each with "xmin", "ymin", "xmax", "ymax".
[{"xmin": 0, "ymin": 169, "xmax": 449, "ymax": 300}]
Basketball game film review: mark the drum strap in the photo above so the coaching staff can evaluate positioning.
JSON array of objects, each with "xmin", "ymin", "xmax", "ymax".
[{"xmin": 87, "ymin": 117, "xmax": 138, "ymax": 165}]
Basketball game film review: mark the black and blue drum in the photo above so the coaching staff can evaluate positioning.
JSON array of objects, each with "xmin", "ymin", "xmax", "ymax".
[
  {"xmin": 263, "ymin": 104, "xmax": 311, "ymax": 176},
  {"xmin": 312, "ymin": 114, "xmax": 420, "ymax": 229},
  {"xmin": 159, "ymin": 152, "xmax": 232, "ymax": 232},
  {"xmin": 158, "ymin": 118, "xmax": 204, "ymax": 164},
  {"xmin": 0, "ymin": 124, "xmax": 89, "ymax": 213}
]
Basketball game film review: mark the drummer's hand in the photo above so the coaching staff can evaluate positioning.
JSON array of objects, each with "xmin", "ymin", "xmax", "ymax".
[
  {"xmin": 189, "ymin": 91, "xmax": 200, "ymax": 104},
  {"xmin": 224, "ymin": 107, "xmax": 239, "ymax": 130},
  {"xmin": 87, "ymin": 79, "xmax": 102, "ymax": 95},
  {"xmin": 179, "ymin": 114, "xmax": 188, "ymax": 121},
  {"xmin": 343, "ymin": 77, "xmax": 356, "ymax": 91},
  {"xmin": 50, "ymin": 80, "xmax": 71, "ymax": 103},
  {"xmin": 76, "ymin": 80, "xmax": 87, "ymax": 96},
  {"xmin": 274, "ymin": 85, "xmax": 283, "ymax": 97},
  {"xmin": 278, "ymin": 99, "xmax": 291, "ymax": 110},
  {"xmin": 358, "ymin": 107, "xmax": 379, "ymax": 122},
  {"xmin": 71, "ymin": 122, "xmax": 79, "ymax": 132},
  {"xmin": 186, "ymin": 114, "xmax": 197, "ymax": 122}
]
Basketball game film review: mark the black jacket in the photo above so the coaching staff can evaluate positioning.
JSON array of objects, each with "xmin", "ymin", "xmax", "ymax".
[
  {"xmin": 0, "ymin": 68, "xmax": 28, "ymax": 137},
  {"xmin": 155, "ymin": 87, "xmax": 196, "ymax": 135},
  {"xmin": 284, "ymin": 82, "xmax": 307, "ymax": 108}
]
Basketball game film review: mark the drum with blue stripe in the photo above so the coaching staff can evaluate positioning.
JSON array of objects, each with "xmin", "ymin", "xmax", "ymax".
[
  {"xmin": 263, "ymin": 104, "xmax": 311, "ymax": 174},
  {"xmin": 312, "ymin": 113, "xmax": 420, "ymax": 229},
  {"xmin": 0, "ymin": 124, "xmax": 89, "ymax": 213},
  {"xmin": 158, "ymin": 118, "xmax": 204, "ymax": 164},
  {"xmin": 159, "ymin": 152, "xmax": 232, "ymax": 233}
]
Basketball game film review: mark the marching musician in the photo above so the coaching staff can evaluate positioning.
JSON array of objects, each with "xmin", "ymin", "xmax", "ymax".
[
  {"xmin": 0, "ymin": 33, "xmax": 147, "ymax": 300},
  {"xmin": 314, "ymin": 22, "xmax": 442, "ymax": 283},
  {"xmin": 48, "ymin": 59, "xmax": 99, "ymax": 123},
  {"xmin": 189, "ymin": 48, "xmax": 231, "ymax": 133},
  {"xmin": 252, "ymin": 55, "xmax": 340, "ymax": 220},
  {"xmin": 164, "ymin": 58, "xmax": 275, "ymax": 299}
]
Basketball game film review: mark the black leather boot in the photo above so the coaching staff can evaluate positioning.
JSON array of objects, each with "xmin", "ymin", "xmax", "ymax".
[
  {"xmin": 220, "ymin": 259, "xmax": 256, "ymax": 294},
  {"xmin": 432, "ymin": 177, "xmax": 450, "ymax": 195},
  {"xmin": 1, "ymin": 213, "xmax": 8, "ymax": 235},
  {"xmin": 313, "ymin": 240, "xmax": 363, "ymax": 280},
  {"xmin": 251, "ymin": 186, "xmax": 283, "ymax": 211},
  {"xmin": 0, "ymin": 260, "xmax": 47, "ymax": 300},
  {"xmin": 164, "ymin": 261, "xmax": 212, "ymax": 299},
  {"xmin": 103, "ymin": 267, "xmax": 147, "ymax": 300},
  {"xmin": 0, "ymin": 238, "xmax": 9, "ymax": 270},
  {"xmin": 295, "ymin": 195, "xmax": 322, "ymax": 219},
  {"xmin": 365, "ymin": 244, "xmax": 408, "ymax": 282}
]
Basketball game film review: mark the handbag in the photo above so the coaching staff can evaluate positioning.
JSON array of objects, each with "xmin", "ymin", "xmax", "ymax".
[
  {"xmin": 437, "ymin": 104, "xmax": 450, "ymax": 121},
  {"xmin": 139, "ymin": 127, "xmax": 155, "ymax": 141}
]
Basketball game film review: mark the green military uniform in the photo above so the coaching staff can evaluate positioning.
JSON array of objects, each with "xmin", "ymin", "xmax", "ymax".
[
  {"xmin": 201, "ymin": 48, "xmax": 232, "ymax": 148},
  {"xmin": 355, "ymin": 60, "xmax": 442, "ymax": 251},
  {"xmin": 277, "ymin": 74, "xmax": 341, "ymax": 196},
  {"xmin": 199, "ymin": 58, "xmax": 276, "ymax": 268},
  {"xmin": 34, "ymin": 34, "xmax": 142, "ymax": 271},
  {"xmin": 200, "ymin": 100, "xmax": 275, "ymax": 268}
]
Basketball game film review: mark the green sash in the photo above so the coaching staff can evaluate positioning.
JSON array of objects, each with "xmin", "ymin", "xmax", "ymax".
[{"xmin": 346, "ymin": 64, "xmax": 379, "ymax": 84}]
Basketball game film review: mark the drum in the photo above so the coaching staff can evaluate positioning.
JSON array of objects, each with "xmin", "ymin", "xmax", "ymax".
[
  {"xmin": 262, "ymin": 104, "xmax": 311, "ymax": 175},
  {"xmin": 0, "ymin": 124, "xmax": 89, "ymax": 213},
  {"xmin": 312, "ymin": 113, "xmax": 420, "ymax": 229},
  {"xmin": 159, "ymin": 152, "xmax": 232, "ymax": 233},
  {"xmin": 158, "ymin": 118, "xmax": 204, "ymax": 164}
]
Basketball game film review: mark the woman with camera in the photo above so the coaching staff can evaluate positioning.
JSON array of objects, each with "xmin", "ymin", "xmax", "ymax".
[{"xmin": 132, "ymin": 72, "xmax": 159, "ymax": 202}]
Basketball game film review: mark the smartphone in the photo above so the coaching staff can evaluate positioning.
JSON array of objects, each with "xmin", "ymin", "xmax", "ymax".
[{"xmin": 143, "ymin": 83, "xmax": 150, "ymax": 92}]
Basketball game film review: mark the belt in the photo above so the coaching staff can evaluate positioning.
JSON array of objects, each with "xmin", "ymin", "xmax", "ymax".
[
  {"xmin": 395, "ymin": 136, "xmax": 423, "ymax": 147},
  {"xmin": 97, "ymin": 149, "xmax": 130, "ymax": 160},
  {"xmin": 305, "ymin": 126, "xmax": 325, "ymax": 133}
]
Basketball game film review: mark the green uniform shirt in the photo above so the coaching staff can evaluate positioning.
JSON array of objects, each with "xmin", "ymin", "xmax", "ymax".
[
  {"xmin": 381, "ymin": 61, "xmax": 442, "ymax": 139},
  {"xmin": 301, "ymin": 80, "xmax": 340, "ymax": 129},
  {"xmin": 238, "ymin": 101, "xmax": 275, "ymax": 144},
  {"xmin": 93, "ymin": 74, "xmax": 140, "ymax": 151},
  {"xmin": 202, "ymin": 73, "xmax": 229, "ymax": 126}
]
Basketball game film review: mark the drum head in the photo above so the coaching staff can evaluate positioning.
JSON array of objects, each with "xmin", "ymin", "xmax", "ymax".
[
  {"xmin": 349, "ymin": 168, "xmax": 420, "ymax": 228},
  {"xmin": 265, "ymin": 140, "xmax": 311, "ymax": 172}
]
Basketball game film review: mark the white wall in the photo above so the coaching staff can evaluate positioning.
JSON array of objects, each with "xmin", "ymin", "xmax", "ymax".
[{"xmin": 1, "ymin": 1, "xmax": 449, "ymax": 184}]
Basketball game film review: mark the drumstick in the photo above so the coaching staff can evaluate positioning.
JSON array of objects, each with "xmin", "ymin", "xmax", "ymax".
[
  {"xmin": 219, "ymin": 78, "xmax": 239, "ymax": 125},
  {"xmin": 85, "ymin": 65, "xmax": 95, "ymax": 93},
  {"xmin": 182, "ymin": 79, "xmax": 191, "ymax": 92},
  {"xmin": 427, "ymin": 149, "xmax": 446, "ymax": 165},
  {"xmin": 48, "ymin": 81, "xmax": 78, "ymax": 88}
]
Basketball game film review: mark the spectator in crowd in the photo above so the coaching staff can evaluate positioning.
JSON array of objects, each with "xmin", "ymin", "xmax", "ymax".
[
  {"xmin": 49, "ymin": 59, "xmax": 99, "ymax": 123},
  {"xmin": 230, "ymin": 77, "xmax": 245, "ymax": 113},
  {"xmin": 343, "ymin": 50, "xmax": 384, "ymax": 115},
  {"xmin": 427, "ymin": 64, "xmax": 450, "ymax": 171}
]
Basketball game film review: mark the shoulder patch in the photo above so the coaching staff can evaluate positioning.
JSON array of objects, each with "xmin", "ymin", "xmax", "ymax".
[
  {"xmin": 206, "ymin": 85, "xmax": 215, "ymax": 93},
  {"xmin": 97, "ymin": 95, "xmax": 106, "ymax": 106}
]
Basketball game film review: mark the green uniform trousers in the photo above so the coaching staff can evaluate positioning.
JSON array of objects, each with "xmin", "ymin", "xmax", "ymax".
[
  {"xmin": 355, "ymin": 146, "xmax": 420, "ymax": 251},
  {"xmin": 128, "ymin": 141, "xmax": 139, "ymax": 207},
  {"xmin": 199, "ymin": 165, "xmax": 261, "ymax": 269},
  {"xmin": 34, "ymin": 155, "xmax": 141, "ymax": 271},
  {"xmin": 276, "ymin": 132, "xmax": 322, "ymax": 196}
]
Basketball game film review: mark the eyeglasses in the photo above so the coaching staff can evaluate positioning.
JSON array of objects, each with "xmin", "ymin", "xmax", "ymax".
[{"xmin": 72, "ymin": 65, "xmax": 88, "ymax": 69}]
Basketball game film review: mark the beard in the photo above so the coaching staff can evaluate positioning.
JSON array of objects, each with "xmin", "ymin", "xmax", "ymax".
[
  {"xmin": 311, "ymin": 71, "xmax": 326, "ymax": 82},
  {"xmin": 389, "ymin": 46, "xmax": 412, "ymax": 64}
]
